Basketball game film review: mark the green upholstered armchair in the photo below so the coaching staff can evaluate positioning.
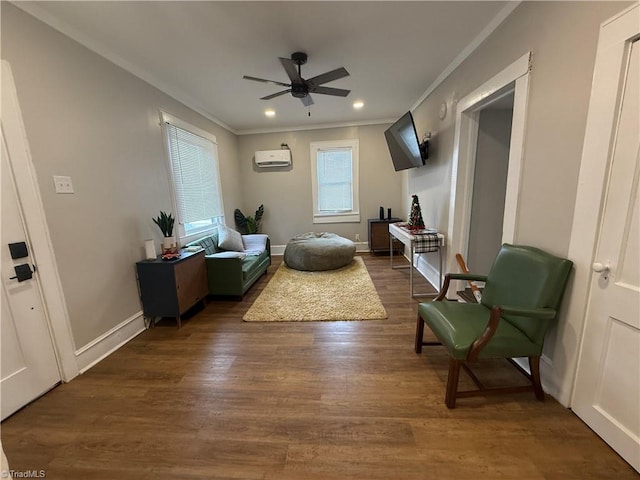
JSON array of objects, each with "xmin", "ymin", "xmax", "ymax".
[{"xmin": 415, "ymin": 244, "xmax": 573, "ymax": 408}]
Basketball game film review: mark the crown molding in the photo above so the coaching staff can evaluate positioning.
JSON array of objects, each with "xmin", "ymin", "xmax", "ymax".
[
  {"xmin": 410, "ymin": 1, "xmax": 521, "ymax": 112},
  {"xmin": 13, "ymin": 2, "xmax": 237, "ymax": 135},
  {"xmin": 236, "ymin": 118, "xmax": 396, "ymax": 136}
]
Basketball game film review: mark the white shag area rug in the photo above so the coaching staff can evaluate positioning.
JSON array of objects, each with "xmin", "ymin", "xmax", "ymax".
[{"xmin": 243, "ymin": 256, "xmax": 387, "ymax": 322}]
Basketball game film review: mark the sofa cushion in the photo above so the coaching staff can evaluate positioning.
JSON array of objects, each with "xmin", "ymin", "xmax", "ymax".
[
  {"xmin": 242, "ymin": 234, "xmax": 269, "ymax": 256},
  {"xmin": 241, "ymin": 250, "xmax": 268, "ymax": 279},
  {"xmin": 210, "ymin": 251, "xmax": 247, "ymax": 259},
  {"xmin": 417, "ymin": 301, "xmax": 541, "ymax": 360},
  {"xmin": 218, "ymin": 224, "xmax": 244, "ymax": 252}
]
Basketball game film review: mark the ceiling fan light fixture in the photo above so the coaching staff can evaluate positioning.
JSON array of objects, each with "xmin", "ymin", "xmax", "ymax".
[
  {"xmin": 264, "ymin": 109, "xmax": 276, "ymax": 117},
  {"xmin": 244, "ymin": 52, "xmax": 350, "ymax": 108},
  {"xmin": 353, "ymin": 101, "xmax": 364, "ymax": 109}
]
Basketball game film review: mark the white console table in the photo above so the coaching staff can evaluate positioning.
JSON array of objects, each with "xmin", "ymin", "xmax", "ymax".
[{"xmin": 389, "ymin": 223, "xmax": 444, "ymax": 299}]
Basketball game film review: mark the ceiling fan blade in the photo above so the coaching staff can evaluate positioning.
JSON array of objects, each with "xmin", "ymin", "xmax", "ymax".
[
  {"xmin": 300, "ymin": 94, "xmax": 314, "ymax": 107},
  {"xmin": 279, "ymin": 57, "xmax": 303, "ymax": 83},
  {"xmin": 243, "ymin": 75, "xmax": 290, "ymax": 88},
  {"xmin": 260, "ymin": 89, "xmax": 291, "ymax": 100},
  {"xmin": 309, "ymin": 86, "xmax": 351, "ymax": 97},
  {"xmin": 306, "ymin": 67, "xmax": 350, "ymax": 87}
]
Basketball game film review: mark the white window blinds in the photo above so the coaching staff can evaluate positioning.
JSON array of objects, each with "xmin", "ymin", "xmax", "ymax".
[
  {"xmin": 310, "ymin": 138, "xmax": 360, "ymax": 224},
  {"xmin": 164, "ymin": 122, "xmax": 223, "ymax": 227},
  {"xmin": 317, "ymin": 147, "xmax": 353, "ymax": 212}
]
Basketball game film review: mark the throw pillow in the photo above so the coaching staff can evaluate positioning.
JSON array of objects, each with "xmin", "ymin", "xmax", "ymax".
[{"xmin": 218, "ymin": 224, "xmax": 244, "ymax": 252}]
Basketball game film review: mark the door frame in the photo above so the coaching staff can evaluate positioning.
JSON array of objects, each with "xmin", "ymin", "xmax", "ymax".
[
  {"xmin": 557, "ymin": 4, "xmax": 640, "ymax": 408},
  {"xmin": 2, "ymin": 61, "xmax": 79, "ymax": 381},
  {"xmin": 447, "ymin": 52, "xmax": 531, "ymax": 272}
]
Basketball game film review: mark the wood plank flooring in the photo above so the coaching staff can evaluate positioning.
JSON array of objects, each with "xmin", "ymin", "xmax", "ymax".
[{"xmin": 2, "ymin": 254, "xmax": 636, "ymax": 479}]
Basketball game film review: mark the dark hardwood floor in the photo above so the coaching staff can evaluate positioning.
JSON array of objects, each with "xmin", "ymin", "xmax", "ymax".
[{"xmin": 2, "ymin": 254, "xmax": 636, "ymax": 479}]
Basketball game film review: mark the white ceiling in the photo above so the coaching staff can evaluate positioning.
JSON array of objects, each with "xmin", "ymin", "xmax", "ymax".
[{"xmin": 18, "ymin": 1, "xmax": 514, "ymax": 134}]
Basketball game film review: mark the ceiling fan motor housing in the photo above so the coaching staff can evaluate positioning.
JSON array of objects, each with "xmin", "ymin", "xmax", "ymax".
[
  {"xmin": 291, "ymin": 52, "xmax": 308, "ymax": 65},
  {"xmin": 291, "ymin": 83, "xmax": 308, "ymax": 98}
]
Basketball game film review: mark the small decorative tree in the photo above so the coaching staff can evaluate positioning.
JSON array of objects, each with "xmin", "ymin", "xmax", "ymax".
[
  {"xmin": 408, "ymin": 195, "xmax": 425, "ymax": 230},
  {"xmin": 234, "ymin": 204, "xmax": 264, "ymax": 234}
]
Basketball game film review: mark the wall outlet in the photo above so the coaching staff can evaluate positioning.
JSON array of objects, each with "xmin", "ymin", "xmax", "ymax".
[
  {"xmin": 53, "ymin": 175, "xmax": 74, "ymax": 194},
  {"xmin": 355, "ymin": 234, "xmax": 361, "ymax": 242}
]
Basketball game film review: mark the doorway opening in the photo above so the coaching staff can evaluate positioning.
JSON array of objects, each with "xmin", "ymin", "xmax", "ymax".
[
  {"xmin": 467, "ymin": 91, "xmax": 514, "ymax": 274},
  {"xmin": 447, "ymin": 52, "xmax": 531, "ymax": 275}
]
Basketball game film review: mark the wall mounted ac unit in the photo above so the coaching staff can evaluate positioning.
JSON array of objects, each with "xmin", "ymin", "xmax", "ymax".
[{"xmin": 255, "ymin": 149, "xmax": 292, "ymax": 168}]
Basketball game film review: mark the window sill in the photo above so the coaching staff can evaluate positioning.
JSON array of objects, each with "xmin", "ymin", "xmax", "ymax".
[
  {"xmin": 313, "ymin": 212, "xmax": 361, "ymax": 224},
  {"xmin": 179, "ymin": 226, "xmax": 219, "ymax": 245}
]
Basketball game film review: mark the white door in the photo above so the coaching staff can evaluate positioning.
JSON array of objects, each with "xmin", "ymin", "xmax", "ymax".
[
  {"xmin": 1, "ymin": 131, "xmax": 60, "ymax": 420},
  {"xmin": 572, "ymin": 39, "xmax": 640, "ymax": 472}
]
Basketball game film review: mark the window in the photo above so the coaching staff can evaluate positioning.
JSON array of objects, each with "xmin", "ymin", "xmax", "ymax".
[
  {"xmin": 161, "ymin": 112, "xmax": 224, "ymax": 240},
  {"xmin": 310, "ymin": 139, "xmax": 360, "ymax": 223}
]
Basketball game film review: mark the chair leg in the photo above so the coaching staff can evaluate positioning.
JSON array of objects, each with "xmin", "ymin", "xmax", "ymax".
[
  {"xmin": 529, "ymin": 356, "xmax": 545, "ymax": 401},
  {"xmin": 445, "ymin": 359, "xmax": 461, "ymax": 409},
  {"xmin": 415, "ymin": 314, "xmax": 425, "ymax": 353}
]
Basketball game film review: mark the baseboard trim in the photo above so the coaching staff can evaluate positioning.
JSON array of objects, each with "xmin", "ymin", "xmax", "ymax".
[
  {"xmin": 414, "ymin": 253, "xmax": 441, "ymax": 291},
  {"xmin": 74, "ymin": 311, "xmax": 146, "ymax": 373},
  {"xmin": 272, "ymin": 241, "xmax": 369, "ymax": 256}
]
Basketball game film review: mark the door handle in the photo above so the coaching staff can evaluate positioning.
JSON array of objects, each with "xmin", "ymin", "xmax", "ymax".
[
  {"xmin": 592, "ymin": 262, "xmax": 610, "ymax": 273},
  {"xmin": 592, "ymin": 261, "xmax": 610, "ymax": 281},
  {"xmin": 8, "ymin": 263, "xmax": 35, "ymax": 282}
]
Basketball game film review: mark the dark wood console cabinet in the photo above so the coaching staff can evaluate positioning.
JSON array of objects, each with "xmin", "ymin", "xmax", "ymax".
[
  {"xmin": 136, "ymin": 250, "xmax": 207, "ymax": 328},
  {"xmin": 368, "ymin": 218, "xmax": 403, "ymax": 254}
]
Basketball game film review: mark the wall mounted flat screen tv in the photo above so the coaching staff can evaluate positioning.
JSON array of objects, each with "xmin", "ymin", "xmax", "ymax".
[{"xmin": 384, "ymin": 111, "xmax": 427, "ymax": 171}]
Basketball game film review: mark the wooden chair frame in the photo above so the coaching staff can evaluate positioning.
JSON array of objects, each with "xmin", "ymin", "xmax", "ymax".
[{"xmin": 416, "ymin": 273, "xmax": 554, "ymax": 409}]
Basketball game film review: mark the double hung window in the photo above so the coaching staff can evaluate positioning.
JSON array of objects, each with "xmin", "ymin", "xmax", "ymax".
[
  {"xmin": 310, "ymin": 139, "xmax": 360, "ymax": 223},
  {"xmin": 161, "ymin": 112, "xmax": 224, "ymax": 240}
]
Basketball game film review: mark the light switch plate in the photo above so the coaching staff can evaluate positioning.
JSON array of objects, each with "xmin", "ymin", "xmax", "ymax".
[{"xmin": 53, "ymin": 175, "xmax": 74, "ymax": 194}]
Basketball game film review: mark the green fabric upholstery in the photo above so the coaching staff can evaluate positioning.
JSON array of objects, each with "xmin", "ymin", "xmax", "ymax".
[
  {"xmin": 416, "ymin": 244, "xmax": 573, "ymax": 408},
  {"xmin": 418, "ymin": 302, "xmax": 541, "ymax": 360},
  {"xmin": 420, "ymin": 244, "xmax": 572, "ymax": 360},
  {"xmin": 481, "ymin": 245, "xmax": 573, "ymax": 345},
  {"xmin": 185, "ymin": 233, "xmax": 270, "ymax": 297}
]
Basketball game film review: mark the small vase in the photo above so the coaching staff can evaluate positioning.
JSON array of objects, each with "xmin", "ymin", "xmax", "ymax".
[{"xmin": 162, "ymin": 236, "xmax": 176, "ymax": 253}]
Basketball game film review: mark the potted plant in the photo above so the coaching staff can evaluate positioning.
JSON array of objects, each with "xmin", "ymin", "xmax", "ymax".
[
  {"xmin": 234, "ymin": 204, "xmax": 264, "ymax": 234},
  {"xmin": 153, "ymin": 211, "xmax": 176, "ymax": 252}
]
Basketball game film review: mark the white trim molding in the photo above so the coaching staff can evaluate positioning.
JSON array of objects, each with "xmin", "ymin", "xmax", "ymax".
[
  {"xmin": 74, "ymin": 311, "xmax": 146, "ymax": 373},
  {"xmin": 310, "ymin": 139, "xmax": 361, "ymax": 225},
  {"xmin": 411, "ymin": 2, "xmax": 521, "ymax": 111},
  {"xmin": 271, "ymin": 241, "xmax": 370, "ymax": 257},
  {"xmin": 1, "ymin": 61, "xmax": 79, "ymax": 382},
  {"xmin": 560, "ymin": 3, "xmax": 640, "ymax": 408},
  {"xmin": 447, "ymin": 52, "xmax": 531, "ymax": 275}
]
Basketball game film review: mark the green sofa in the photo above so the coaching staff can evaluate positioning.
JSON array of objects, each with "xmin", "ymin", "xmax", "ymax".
[{"xmin": 185, "ymin": 231, "xmax": 271, "ymax": 297}]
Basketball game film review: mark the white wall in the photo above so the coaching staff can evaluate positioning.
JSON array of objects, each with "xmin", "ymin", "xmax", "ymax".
[
  {"xmin": 237, "ymin": 124, "xmax": 403, "ymax": 247},
  {"xmin": 467, "ymin": 108, "xmax": 513, "ymax": 275},
  {"xmin": 1, "ymin": 4, "xmax": 242, "ymax": 351},
  {"xmin": 406, "ymin": 1, "xmax": 632, "ymax": 402}
]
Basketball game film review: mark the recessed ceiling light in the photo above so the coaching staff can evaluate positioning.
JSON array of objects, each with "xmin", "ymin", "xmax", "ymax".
[
  {"xmin": 353, "ymin": 101, "xmax": 364, "ymax": 109},
  {"xmin": 264, "ymin": 109, "xmax": 276, "ymax": 117}
]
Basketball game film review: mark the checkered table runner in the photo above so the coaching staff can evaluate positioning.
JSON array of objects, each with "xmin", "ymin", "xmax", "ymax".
[{"xmin": 413, "ymin": 233, "xmax": 440, "ymax": 253}]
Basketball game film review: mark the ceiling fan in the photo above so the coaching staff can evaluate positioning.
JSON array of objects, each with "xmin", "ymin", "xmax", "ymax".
[{"xmin": 243, "ymin": 52, "xmax": 350, "ymax": 107}]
